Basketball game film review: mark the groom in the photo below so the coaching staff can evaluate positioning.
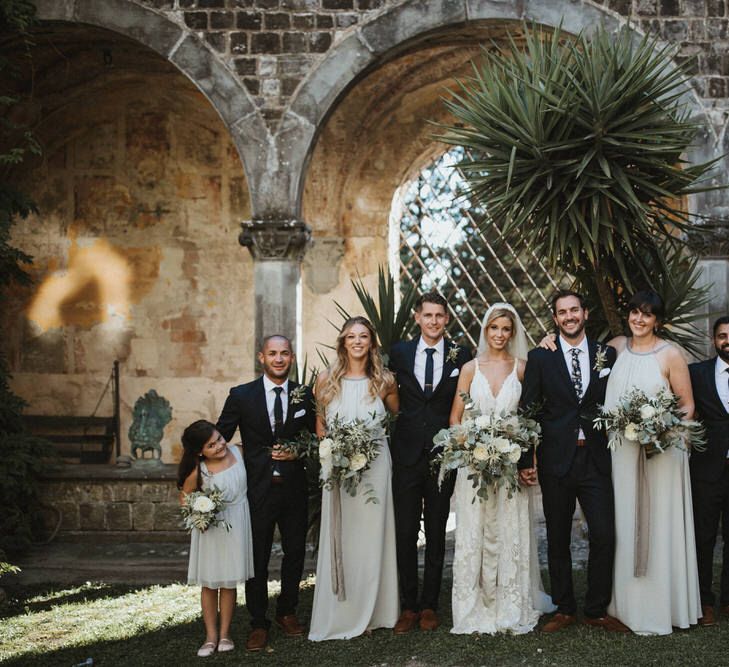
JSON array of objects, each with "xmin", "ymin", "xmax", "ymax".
[
  {"xmin": 216, "ymin": 334, "xmax": 315, "ymax": 651},
  {"xmin": 689, "ymin": 315, "xmax": 729, "ymax": 626},
  {"xmin": 389, "ymin": 292, "xmax": 471, "ymax": 633},
  {"xmin": 519, "ymin": 290, "xmax": 625, "ymax": 632}
]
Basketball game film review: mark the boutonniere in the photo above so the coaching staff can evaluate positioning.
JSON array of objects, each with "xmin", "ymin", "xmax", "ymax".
[
  {"xmin": 290, "ymin": 385, "xmax": 307, "ymax": 405},
  {"xmin": 593, "ymin": 344, "xmax": 608, "ymax": 373},
  {"xmin": 446, "ymin": 343, "xmax": 459, "ymax": 364}
]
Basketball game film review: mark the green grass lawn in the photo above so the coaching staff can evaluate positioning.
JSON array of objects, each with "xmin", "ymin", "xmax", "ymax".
[{"xmin": 1, "ymin": 570, "xmax": 726, "ymax": 666}]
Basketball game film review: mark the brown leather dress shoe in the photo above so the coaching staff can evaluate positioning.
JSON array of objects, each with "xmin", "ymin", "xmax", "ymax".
[
  {"xmin": 541, "ymin": 613, "xmax": 577, "ymax": 633},
  {"xmin": 583, "ymin": 615, "xmax": 631, "ymax": 632},
  {"xmin": 393, "ymin": 610, "xmax": 419, "ymax": 635},
  {"xmin": 419, "ymin": 608, "xmax": 440, "ymax": 631},
  {"xmin": 246, "ymin": 628, "xmax": 268, "ymax": 652},
  {"xmin": 698, "ymin": 605, "xmax": 716, "ymax": 626},
  {"xmin": 276, "ymin": 615, "xmax": 305, "ymax": 637}
]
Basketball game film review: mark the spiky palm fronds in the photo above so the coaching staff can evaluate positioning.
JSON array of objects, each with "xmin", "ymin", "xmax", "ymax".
[{"xmin": 440, "ymin": 23, "xmax": 720, "ymax": 346}]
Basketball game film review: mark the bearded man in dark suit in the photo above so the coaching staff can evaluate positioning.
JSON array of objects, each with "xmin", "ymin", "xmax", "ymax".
[
  {"xmin": 689, "ymin": 315, "xmax": 729, "ymax": 627},
  {"xmin": 388, "ymin": 292, "xmax": 471, "ymax": 633},
  {"xmin": 217, "ymin": 335, "xmax": 315, "ymax": 651}
]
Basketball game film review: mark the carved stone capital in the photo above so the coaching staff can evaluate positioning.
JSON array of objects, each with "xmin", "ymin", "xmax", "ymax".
[
  {"xmin": 239, "ymin": 220, "xmax": 311, "ymax": 261},
  {"xmin": 685, "ymin": 219, "xmax": 729, "ymax": 258}
]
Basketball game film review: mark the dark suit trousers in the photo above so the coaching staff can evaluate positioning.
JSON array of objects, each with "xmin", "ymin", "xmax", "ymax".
[
  {"xmin": 393, "ymin": 453, "xmax": 456, "ymax": 611},
  {"xmin": 539, "ymin": 447, "xmax": 615, "ymax": 618},
  {"xmin": 246, "ymin": 482, "xmax": 307, "ymax": 629},
  {"xmin": 692, "ymin": 464, "xmax": 729, "ymax": 606}
]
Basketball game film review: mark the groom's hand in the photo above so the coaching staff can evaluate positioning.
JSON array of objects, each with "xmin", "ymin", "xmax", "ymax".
[
  {"xmin": 519, "ymin": 467, "xmax": 538, "ymax": 486},
  {"xmin": 272, "ymin": 444, "xmax": 296, "ymax": 461}
]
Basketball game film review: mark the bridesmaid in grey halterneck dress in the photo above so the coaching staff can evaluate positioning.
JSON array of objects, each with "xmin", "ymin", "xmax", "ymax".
[{"xmin": 309, "ymin": 316, "xmax": 400, "ymax": 641}]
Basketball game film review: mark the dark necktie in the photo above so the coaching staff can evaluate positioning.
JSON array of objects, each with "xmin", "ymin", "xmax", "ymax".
[
  {"xmin": 570, "ymin": 348, "xmax": 583, "ymax": 399},
  {"xmin": 424, "ymin": 348, "xmax": 436, "ymax": 398},
  {"xmin": 272, "ymin": 386, "xmax": 284, "ymax": 476},
  {"xmin": 273, "ymin": 386, "xmax": 284, "ymax": 438}
]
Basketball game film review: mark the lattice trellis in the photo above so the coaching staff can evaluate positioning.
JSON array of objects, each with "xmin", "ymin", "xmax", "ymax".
[{"xmin": 394, "ymin": 147, "xmax": 570, "ymax": 349}]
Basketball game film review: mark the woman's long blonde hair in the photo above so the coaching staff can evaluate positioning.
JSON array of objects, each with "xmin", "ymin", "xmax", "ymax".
[{"xmin": 317, "ymin": 316, "xmax": 394, "ymax": 407}]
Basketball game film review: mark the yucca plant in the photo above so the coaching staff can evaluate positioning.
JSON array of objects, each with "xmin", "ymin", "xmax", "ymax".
[
  {"xmin": 334, "ymin": 266, "xmax": 419, "ymax": 362},
  {"xmin": 440, "ymin": 23, "xmax": 721, "ymax": 348}
]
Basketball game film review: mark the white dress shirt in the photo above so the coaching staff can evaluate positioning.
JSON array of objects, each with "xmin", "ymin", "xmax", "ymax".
[
  {"xmin": 414, "ymin": 337, "xmax": 445, "ymax": 392},
  {"xmin": 560, "ymin": 335, "xmax": 590, "ymax": 440},
  {"xmin": 263, "ymin": 375, "xmax": 289, "ymax": 433}
]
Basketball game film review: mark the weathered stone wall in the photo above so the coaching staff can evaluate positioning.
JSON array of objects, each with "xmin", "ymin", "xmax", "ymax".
[
  {"xmin": 134, "ymin": 0, "xmax": 729, "ymax": 130},
  {"xmin": 38, "ymin": 466, "xmax": 185, "ymax": 541},
  {"xmin": 4, "ymin": 46, "xmax": 254, "ymax": 462}
]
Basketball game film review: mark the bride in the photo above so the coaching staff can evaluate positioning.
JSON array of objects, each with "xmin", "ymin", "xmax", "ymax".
[{"xmin": 449, "ymin": 303, "xmax": 554, "ymax": 634}]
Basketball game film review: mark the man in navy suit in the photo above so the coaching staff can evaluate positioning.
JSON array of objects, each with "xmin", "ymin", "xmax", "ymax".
[
  {"xmin": 389, "ymin": 292, "xmax": 471, "ymax": 633},
  {"xmin": 689, "ymin": 315, "xmax": 729, "ymax": 626},
  {"xmin": 520, "ymin": 290, "xmax": 625, "ymax": 633},
  {"xmin": 217, "ymin": 335, "xmax": 315, "ymax": 651}
]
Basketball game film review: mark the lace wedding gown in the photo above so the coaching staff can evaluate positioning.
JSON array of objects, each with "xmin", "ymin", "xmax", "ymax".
[
  {"xmin": 451, "ymin": 360, "xmax": 555, "ymax": 635},
  {"xmin": 606, "ymin": 343, "xmax": 701, "ymax": 634}
]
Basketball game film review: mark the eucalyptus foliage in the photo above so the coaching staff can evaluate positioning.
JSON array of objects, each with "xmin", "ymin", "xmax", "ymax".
[{"xmin": 441, "ymin": 23, "xmax": 719, "ymax": 350}]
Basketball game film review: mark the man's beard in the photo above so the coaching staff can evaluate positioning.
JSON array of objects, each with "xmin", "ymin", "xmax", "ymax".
[
  {"xmin": 716, "ymin": 344, "xmax": 729, "ymax": 363},
  {"xmin": 558, "ymin": 320, "xmax": 586, "ymax": 340}
]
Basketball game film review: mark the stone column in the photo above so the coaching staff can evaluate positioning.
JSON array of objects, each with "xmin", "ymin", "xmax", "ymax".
[
  {"xmin": 239, "ymin": 220, "xmax": 311, "ymax": 364},
  {"xmin": 688, "ymin": 220, "xmax": 729, "ymax": 358}
]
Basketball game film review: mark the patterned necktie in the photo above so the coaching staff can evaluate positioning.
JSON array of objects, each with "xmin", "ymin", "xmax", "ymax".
[
  {"xmin": 424, "ymin": 348, "xmax": 436, "ymax": 398},
  {"xmin": 570, "ymin": 348, "xmax": 583, "ymax": 399}
]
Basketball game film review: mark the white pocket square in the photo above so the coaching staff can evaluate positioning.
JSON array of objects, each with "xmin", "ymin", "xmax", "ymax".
[
  {"xmin": 599, "ymin": 368, "xmax": 611, "ymax": 378},
  {"xmin": 450, "ymin": 368, "xmax": 459, "ymax": 378},
  {"xmin": 293, "ymin": 409, "xmax": 306, "ymax": 418}
]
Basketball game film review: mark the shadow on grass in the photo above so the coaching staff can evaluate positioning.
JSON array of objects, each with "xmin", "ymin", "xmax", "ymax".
[
  {"xmin": 1, "ymin": 583, "xmax": 148, "ymax": 619},
  {"xmin": 3, "ymin": 571, "xmax": 728, "ymax": 667}
]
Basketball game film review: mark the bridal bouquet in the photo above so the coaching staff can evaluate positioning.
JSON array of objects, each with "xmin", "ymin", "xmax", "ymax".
[
  {"xmin": 594, "ymin": 387, "xmax": 706, "ymax": 458},
  {"xmin": 432, "ymin": 394, "xmax": 541, "ymax": 502},
  {"xmin": 180, "ymin": 486, "xmax": 231, "ymax": 533},
  {"xmin": 319, "ymin": 414, "xmax": 384, "ymax": 503}
]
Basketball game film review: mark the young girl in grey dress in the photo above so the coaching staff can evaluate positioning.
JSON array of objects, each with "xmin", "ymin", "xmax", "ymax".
[{"xmin": 178, "ymin": 420, "xmax": 254, "ymax": 657}]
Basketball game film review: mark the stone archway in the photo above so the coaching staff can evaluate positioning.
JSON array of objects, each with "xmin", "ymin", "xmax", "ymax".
[
  {"xmin": 3, "ymin": 22, "xmax": 254, "ymax": 461},
  {"xmin": 287, "ymin": 0, "xmax": 718, "ymax": 222},
  {"xmin": 34, "ymin": 0, "xmax": 268, "ymax": 213},
  {"xmin": 298, "ymin": 8, "xmax": 723, "ymax": 360}
]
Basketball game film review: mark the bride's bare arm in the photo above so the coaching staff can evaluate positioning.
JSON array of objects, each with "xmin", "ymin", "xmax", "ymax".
[
  {"xmin": 383, "ymin": 376, "xmax": 399, "ymax": 415},
  {"xmin": 449, "ymin": 360, "xmax": 476, "ymax": 426}
]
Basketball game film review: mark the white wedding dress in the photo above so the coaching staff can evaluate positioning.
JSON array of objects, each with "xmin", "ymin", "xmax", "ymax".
[
  {"xmin": 606, "ymin": 343, "xmax": 701, "ymax": 634},
  {"xmin": 451, "ymin": 359, "xmax": 555, "ymax": 634}
]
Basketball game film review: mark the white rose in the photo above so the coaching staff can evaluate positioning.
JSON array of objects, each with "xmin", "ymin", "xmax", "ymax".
[
  {"xmin": 319, "ymin": 438, "xmax": 334, "ymax": 459},
  {"xmin": 473, "ymin": 444, "xmax": 490, "ymax": 461},
  {"xmin": 624, "ymin": 423, "xmax": 640, "ymax": 442},
  {"xmin": 349, "ymin": 453, "xmax": 368, "ymax": 471},
  {"xmin": 192, "ymin": 495, "xmax": 215, "ymax": 513},
  {"xmin": 493, "ymin": 436, "xmax": 512, "ymax": 453},
  {"xmin": 640, "ymin": 405, "xmax": 656, "ymax": 420},
  {"xmin": 475, "ymin": 415, "xmax": 492, "ymax": 429},
  {"xmin": 508, "ymin": 445, "xmax": 522, "ymax": 463}
]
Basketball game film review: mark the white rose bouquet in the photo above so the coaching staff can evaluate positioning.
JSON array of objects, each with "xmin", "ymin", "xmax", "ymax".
[
  {"xmin": 594, "ymin": 387, "xmax": 706, "ymax": 459},
  {"xmin": 431, "ymin": 393, "xmax": 541, "ymax": 502},
  {"xmin": 180, "ymin": 486, "xmax": 231, "ymax": 533},
  {"xmin": 318, "ymin": 414, "xmax": 385, "ymax": 503}
]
